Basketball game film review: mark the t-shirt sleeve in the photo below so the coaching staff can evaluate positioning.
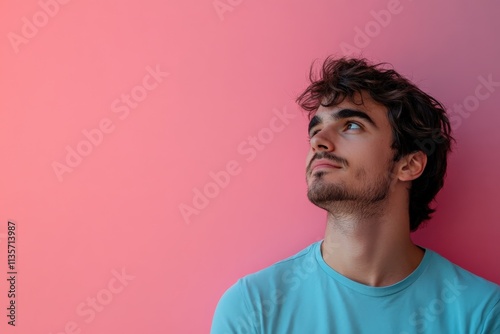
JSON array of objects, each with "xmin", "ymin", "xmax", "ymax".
[
  {"xmin": 210, "ymin": 279, "xmax": 258, "ymax": 334},
  {"xmin": 481, "ymin": 297, "xmax": 500, "ymax": 334}
]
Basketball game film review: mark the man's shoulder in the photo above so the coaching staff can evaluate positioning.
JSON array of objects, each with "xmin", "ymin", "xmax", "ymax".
[
  {"xmin": 239, "ymin": 240, "xmax": 319, "ymax": 286},
  {"xmin": 425, "ymin": 247, "xmax": 500, "ymax": 296}
]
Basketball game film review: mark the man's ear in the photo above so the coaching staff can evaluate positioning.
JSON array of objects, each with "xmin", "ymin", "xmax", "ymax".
[{"xmin": 397, "ymin": 151, "xmax": 428, "ymax": 182}]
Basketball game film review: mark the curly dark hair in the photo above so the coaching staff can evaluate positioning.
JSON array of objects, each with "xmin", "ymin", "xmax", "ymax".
[{"xmin": 296, "ymin": 56, "xmax": 455, "ymax": 231}]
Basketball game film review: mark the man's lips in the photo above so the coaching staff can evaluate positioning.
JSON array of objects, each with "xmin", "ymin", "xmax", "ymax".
[{"xmin": 310, "ymin": 159, "xmax": 342, "ymax": 171}]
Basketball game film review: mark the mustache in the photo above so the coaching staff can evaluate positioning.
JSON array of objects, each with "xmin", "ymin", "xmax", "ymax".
[{"xmin": 307, "ymin": 152, "xmax": 348, "ymax": 172}]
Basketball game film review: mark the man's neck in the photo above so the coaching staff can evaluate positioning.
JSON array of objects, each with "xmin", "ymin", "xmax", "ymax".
[{"xmin": 320, "ymin": 211, "xmax": 424, "ymax": 287}]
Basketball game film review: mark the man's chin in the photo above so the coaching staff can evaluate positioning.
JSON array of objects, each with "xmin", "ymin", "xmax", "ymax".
[{"xmin": 306, "ymin": 185, "xmax": 350, "ymax": 204}]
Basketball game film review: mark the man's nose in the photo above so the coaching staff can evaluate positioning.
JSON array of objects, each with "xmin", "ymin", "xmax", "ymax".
[{"xmin": 310, "ymin": 128, "xmax": 335, "ymax": 152}]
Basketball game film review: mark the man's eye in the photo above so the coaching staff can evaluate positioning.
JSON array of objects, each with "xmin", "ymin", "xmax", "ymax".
[
  {"xmin": 346, "ymin": 122, "xmax": 362, "ymax": 130},
  {"xmin": 309, "ymin": 130, "xmax": 320, "ymax": 138}
]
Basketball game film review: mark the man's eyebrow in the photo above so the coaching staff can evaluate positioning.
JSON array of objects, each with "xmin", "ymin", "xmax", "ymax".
[{"xmin": 308, "ymin": 108, "xmax": 378, "ymax": 134}]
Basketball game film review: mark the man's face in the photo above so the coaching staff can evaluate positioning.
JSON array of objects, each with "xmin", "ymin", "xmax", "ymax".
[{"xmin": 305, "ymin": 92, "xmax": 399, "ymax": 213}]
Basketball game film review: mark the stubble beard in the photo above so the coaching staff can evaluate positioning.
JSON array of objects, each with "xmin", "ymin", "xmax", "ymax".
[{"xmin": 306, "ymin": 163, "xmax": 395, "ymax": 219}]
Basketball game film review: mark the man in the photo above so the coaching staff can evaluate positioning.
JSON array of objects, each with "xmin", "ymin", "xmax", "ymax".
[{"xmin": 210, "ymin": 57, "xmax": 500, "ymax": 333}]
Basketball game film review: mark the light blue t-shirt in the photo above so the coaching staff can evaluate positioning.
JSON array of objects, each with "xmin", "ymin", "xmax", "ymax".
[{"xmin": 211, "ymin": 240, "xmax": 500, "ymax": 334}]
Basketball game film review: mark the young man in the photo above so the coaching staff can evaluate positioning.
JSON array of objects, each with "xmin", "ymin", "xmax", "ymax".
[{"xmin": 210, "ymin": 57, "xmax": 500, "ymax": 333}]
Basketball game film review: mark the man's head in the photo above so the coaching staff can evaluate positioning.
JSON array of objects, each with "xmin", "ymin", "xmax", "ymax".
[{"xmin": 296, "ymin": 56, "xmax": 454, "ymax": 232}]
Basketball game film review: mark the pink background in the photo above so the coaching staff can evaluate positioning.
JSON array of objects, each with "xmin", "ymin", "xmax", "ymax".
[{"xmin": 1, "ymin": 0, "xmax": 499, "ymax": 333}]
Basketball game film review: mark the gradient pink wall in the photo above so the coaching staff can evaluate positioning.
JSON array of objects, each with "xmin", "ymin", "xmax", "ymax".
[{"xmin": 0, "ymin": 0, "xmax": 499, "ymax": 333}]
